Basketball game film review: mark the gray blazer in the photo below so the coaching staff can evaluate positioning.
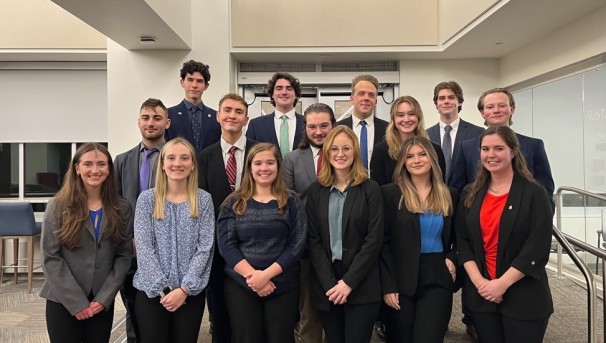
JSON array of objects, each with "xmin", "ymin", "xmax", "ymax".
[
  {"xmin": 40, "ymin": 198, "xmax": 133, "ymax": 315},
  {"xmin": 114, "ymin": 143, "xmax": 163, "ymax": 210},
  {"xmin": 283, "ymin": 147, "xmax": 316, "ymax": 198}
]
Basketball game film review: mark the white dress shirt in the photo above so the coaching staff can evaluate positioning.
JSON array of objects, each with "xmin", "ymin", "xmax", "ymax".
[
  {"xmin": 273, "ymin": 108, "xmax": 297, "ymax": 151},
  {"xmin": 220, "ymin": 134, "xmax": 247, "ymax": 189},
  {"xmin": 439, "ymin": 117, "xmax": 461, "ymax": 154},
  {"xmin": 351, "ymin": 114, "xmax": 376, "ymax": 162}
]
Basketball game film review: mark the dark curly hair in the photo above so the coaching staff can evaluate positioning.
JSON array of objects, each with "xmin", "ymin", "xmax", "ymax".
[
  {"xmin": 267, "ymin": 72, "xmax": 301, "ymax": 107},
  {"xmin": 179, "ymin": 60, "xmax": 211, "ymax": 83}
]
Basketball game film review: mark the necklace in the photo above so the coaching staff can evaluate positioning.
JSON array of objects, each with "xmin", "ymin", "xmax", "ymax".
[{"xmin": 489, "ymin": 180, "xmax": 512, "ymax": 194}]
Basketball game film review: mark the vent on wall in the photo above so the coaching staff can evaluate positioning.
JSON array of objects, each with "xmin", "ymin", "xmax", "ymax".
[
  {"xmin": 321, "ymin": 62, "xmax": 398, "ymax": 72},
  {"xmin": 239, "ymin": 62, "xmax": 399, "ymax": 73},
  {"xmin": 240, "ymin": 63, "xmax": 316, "ymax": 72}
]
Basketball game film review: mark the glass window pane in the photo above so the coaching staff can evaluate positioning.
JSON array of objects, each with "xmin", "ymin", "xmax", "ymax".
[
  {"xmin": 0, "ymin": 143, "xmax": 18, "ymax": 198},
  {"xmin": 24, "ymin": 143, "xmax": 72, "ymax": 197}
]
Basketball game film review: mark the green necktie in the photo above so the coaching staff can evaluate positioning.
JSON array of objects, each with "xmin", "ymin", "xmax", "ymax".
[{"xmin": 280, "ymin": 115, "xmax": 290, "ymax": 157}]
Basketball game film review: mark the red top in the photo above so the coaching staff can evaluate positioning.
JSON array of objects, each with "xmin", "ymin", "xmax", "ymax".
[{"xmin": 479, "ymin": 192, "xmax": 508, "ymax": 279}]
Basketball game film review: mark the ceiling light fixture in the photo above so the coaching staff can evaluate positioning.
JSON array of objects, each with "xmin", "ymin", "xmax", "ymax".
[{"xmin": 140, "ymin": 37, "xmax": 157, "ymax": 45}]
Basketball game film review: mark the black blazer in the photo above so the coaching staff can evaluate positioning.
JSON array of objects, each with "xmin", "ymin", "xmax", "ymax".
[
  {"xmin": 337, "ymin": 116, "xmax": 388, "ymax": 145},
  {"xmin": 426, "ymin": 118, "xmax": 484, "ymax": 185},
  {"xmin": 370, "ymin": 140, "xmax": 446, "ymax": 186},
  {"xmin": 165, "ymin": 101, "xmax": 222, "ymax": 153},
  {"xmin": 455, "ymin": 174, "xmax": 554, "ymax": 320},
  {"xmin": 306, "ymin": 179, "xmax": 384, "ymax": 311},
  {"xmin": 197, "ymin": 139, "xmax": 257, "ymax": 216},
  {"xmin": 380, "ymin": 184, "xmax": 459, "ymax": 296},
  {"xmin": 245, "ymin": 112, "xmax": 304, "ymax": 154}
]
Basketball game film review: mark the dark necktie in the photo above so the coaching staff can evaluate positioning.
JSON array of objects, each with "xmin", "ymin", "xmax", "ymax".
[
  {"xmin": 443, "ymin": 125, "xmax": 453, "ymax": 177},
  {"xmin": 226, "ymin": 146, "xmax": 238, "ymax": 191},
  {"xmin": 360, "ymin": 120, "xmax": 368, "ymax": 169},
  {"xmin": 191, "ymin": 107, "xmax": 202, "ymax": 151},
  {"xmin": 140, "ymin": 148, "xmax": 156, "ymax": 192},
  {"xmin": 316, "ymin": 149, "xmax": 324, "ymax": 176}
]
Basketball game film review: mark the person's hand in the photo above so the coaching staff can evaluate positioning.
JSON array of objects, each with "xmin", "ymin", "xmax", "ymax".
[
  {"xmin": 326, "ymin": 280, "xmax": 352, "ymax": 305},
  {"xmin": 246, "ymin": 270, "xmax": 271, "ymax": 292},
  {"xmin": 478, "ymin": 279, "xmax": 507, "ymax": 303},
  {"xmin": 160, "ymin": 288, "xmax": 188, "ymax": 312},
  {"xmin": 445, "ymin": 258, "xmax": 456, "ymax": 282},
  {"xmin": 383, "ymin": 293, "xmax": 400, "ymax": 310},
  {"xmin": 74, "ymin": 307, "xmax": 94, "ymax": 320},
  {"xmin": 89, "ymin": 301, "xmax": 105, "ymax": 315},
  {"xmin": 256, "ymin": 281, "xmax": 276, "ymax": 297}
]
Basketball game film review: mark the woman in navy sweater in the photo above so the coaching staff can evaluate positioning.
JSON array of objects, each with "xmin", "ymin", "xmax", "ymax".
[{"xmin": 217, "ymin": 142, "xmax": 307, "ymax": 343}]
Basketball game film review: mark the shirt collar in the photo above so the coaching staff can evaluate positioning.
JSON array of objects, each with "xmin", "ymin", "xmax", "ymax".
[
  {"xmin": 140, "ymin": 141, "xmax": 165, "ymax": 152},
  {"xmin": 439, "ymin": 116, "xmax": 460, "ymax": 131},
  {"xmin": 310, "ymin": 145, "xmax": 321, "ymax": 157},
  {"xmin": 275, "ymin": 108, "xmax": 296, "ymax": 119},
  {"xmin": 220, "ymin": 134, "xmax": 247, "ymax": 153},
  {"xmin": 183, "ymin": 99, "xmax": 204, "ymax": 112},
  {"xmin": 351, "ymin": 114, "xmax": 375, "ymax": 128}
]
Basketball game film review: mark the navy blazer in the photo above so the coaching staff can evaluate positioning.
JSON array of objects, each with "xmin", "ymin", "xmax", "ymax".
[
  {"xmin": 450, "ymin": 132, "xmax": 555, "ymax": 211},
  {"xmin": 455, "ymin": 174, "xmax": 554, "ymax": 320},
  {"xmin": 426, "ymin": 118, "xmax": 484, "ymax": 185},
  {"xmin": 165, "ymin": 100, "xmax": 221, "ymax": 153},
  {"xmin": 370, "ymin": 140, "xmax": 446, "ymax": 186},
  {"xmin": 306, "ymin": 179, "xmax": 384, "ymax": 311},
  {"xmin": 197, "ymin": 139, "xmax": 257, "ymax": 217},
  {"xmin": 245, "ymin": 112, "xmax": 304, "ymax": 154},
  {"xmin": 337, "ymin": 116, "xmax": 389, "ymax": 145},
  {"xmin": 380, "ymin": 184, "xmax": 459, "ymax": 296}
]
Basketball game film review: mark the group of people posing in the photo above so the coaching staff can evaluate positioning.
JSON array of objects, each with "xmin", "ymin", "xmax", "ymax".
[{"xmin": 40, "ymin": 61, "xmax": 555, "ymax": 343}]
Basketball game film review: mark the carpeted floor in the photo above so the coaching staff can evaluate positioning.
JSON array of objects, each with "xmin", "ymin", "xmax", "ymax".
[{"xmin": 0, "ymin": 270, "xmax": 602, "ymax": 342}]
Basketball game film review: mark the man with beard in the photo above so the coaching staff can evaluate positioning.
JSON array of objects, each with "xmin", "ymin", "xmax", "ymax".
[
  {"xmin": 114, "ymin": 98, "xmax": 171, "ymax": 342},
  {"xmin": 283, "ymin": 103, "xmax": 336, "ymax": 343}
]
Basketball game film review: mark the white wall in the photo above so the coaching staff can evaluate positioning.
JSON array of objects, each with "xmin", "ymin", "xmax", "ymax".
[{"xmin": 399, "ymin": 59, "xmax": 499, "ymax": 128}]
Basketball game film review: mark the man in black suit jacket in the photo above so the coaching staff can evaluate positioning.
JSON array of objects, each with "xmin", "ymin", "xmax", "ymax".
[
  {"xmin": 426, "ymin": 81, "xmax": 484, "ymax": 185},
  {"xmin": 337, "ymin": 74, "xmax": 388, "ymax": 170},
  {"xmin": 198, "ymin": 93, "xmax": 257, "ymax": 343},
  {"xmin": 246, "ymin": 72, "xmax": 304, "ymax": 157},
  {"xmin": 165, "ymin": 60, "xmax": 221, "ymax": 154},
  {"xmin": 114, "ymin": 98, "xmax": 170, "ymax": 343}
]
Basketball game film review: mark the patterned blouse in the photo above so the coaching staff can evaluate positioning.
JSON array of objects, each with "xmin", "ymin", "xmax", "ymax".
[{"xmin": 133, "ymin": 189, "xmax": 215, "ymax": 298}]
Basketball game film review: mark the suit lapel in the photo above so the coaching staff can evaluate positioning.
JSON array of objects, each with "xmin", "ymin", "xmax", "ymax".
[
  {"xmin": 293, "ymin": 114, "xmax": 304, "ymax": 149},
  {"xmin": 341, "ymin": 185, "xmax": 360, "ymax": 235},
  {"xmin": 300, "ymin": 148, "xmax": 316, "ymax": 184},
  {"xmin": 266, "ymin": 113, "xmax": 279, "ymax": 145},
  {"xmin": 469, "ymin": 183, "xmax": 489, "ymax": 271},
  {"xmin": 127, "ymin": 145, "xmax": 141, "ymax": 195},
  {"xmin": 210, "ymin": 144, "xmax": 230, "ymax": 190},
  {"xmin": 497, "ymin": 175, "xmax": 523, "ymax": 262}
]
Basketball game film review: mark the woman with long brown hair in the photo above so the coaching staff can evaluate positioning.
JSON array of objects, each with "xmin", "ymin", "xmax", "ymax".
[
  {"xmin": 306, "ymin": 126, "xmax": 384, "ymax": 343},
  {"xmin": 217, "ymin": 142, "xmax": 307, "ymax": 343},
  {"xmin": 380, "ymin": 136, "xmax": 458, "ymax": 342},
  {"xmin": 370, "ymin": 95, "xmax": 446, "ymax": 186},
  {"xmin": 456, "ymin": 126, "xmax": 553, "ymax": 342},
  {"xmin": 41, "ymin": 143, "xmax": 133, "ymax": 343},
  {"xmin": 133, "ymin": 138, "xmax": 215, "ymax": 343}
]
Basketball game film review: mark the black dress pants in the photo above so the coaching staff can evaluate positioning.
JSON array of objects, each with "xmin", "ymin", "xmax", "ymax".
[
  {"xmin": 472, "ymin": 311, "xmax": 550, "ymax": 343},
  {"xmin": 46, "ymin": 299, "xmax": 114, "ymax": 343}
]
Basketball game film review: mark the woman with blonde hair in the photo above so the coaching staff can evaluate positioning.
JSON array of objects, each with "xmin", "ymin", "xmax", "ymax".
[
  {"xmin": 370, "ymin": 95, "xmax": 446, "ymax": 186},
  {"xmin": 380, "ymin": 136, "xmax": 458, "ymax": 342},
  {"xmin": 456, "ymin": 126, "xmax": 553, "ymax": 342},
  {"xmin": 217, "ymin": 143, "xmax": 307, "ymax": 343},
  {"xmin": 306, "ymin": 126, "xmax": 384, "ymax": 343},
  {"xmin": 41, "ymin": 143, "xmax": 133, "ymax": 343},
  {"xmin": 133, "ymin": 137, "xmax": 215, "ymax": 343}
]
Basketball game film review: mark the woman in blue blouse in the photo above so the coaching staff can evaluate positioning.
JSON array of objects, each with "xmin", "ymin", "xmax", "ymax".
[
  {"xmin": 380, "ymin": 136, "xmax": 458, "ymax": 342},
  {"xmin": 217, "ymin": 143, "xmax": 307, "ymax": 343},
  {"xmin": 133, "ymin": 138, "xmax": 215, "ymax": 343}
]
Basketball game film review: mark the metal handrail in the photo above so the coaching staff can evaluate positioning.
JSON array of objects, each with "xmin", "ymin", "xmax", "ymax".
[{"xmin": 555, "ymin": 186, "xmax": 606, "ymax": 343}]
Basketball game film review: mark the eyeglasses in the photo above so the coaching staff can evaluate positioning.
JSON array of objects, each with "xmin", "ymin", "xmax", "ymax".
[
  {"xmin": 306, "ymin": 123, "xmax": 332, "ymax": 131},
  {"xmin": 328, "ymin": 146, "xmax": 353, "ymax": 155}
]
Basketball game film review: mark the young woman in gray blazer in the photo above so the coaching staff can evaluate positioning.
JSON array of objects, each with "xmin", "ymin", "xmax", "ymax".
[{"xmin": 41, "ymin": 143, "xmax": 133, "ymax": 343}]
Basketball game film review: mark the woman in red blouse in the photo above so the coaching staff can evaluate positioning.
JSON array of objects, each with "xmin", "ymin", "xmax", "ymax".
[{"xmin": 456, "ymin": 126, "xmax": 553, "ymax": 343}]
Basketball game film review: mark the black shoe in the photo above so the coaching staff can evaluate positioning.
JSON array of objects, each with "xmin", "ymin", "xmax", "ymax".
[
  {"xmin": 375, "ymin": 321, "xmax": 387, "ymax": 341},
  {"xmin": 466, "ymin": 324, "xmax": 478, "ymax": 343}
]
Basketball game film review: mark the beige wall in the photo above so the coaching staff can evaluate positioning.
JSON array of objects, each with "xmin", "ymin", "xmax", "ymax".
[
  {"xmin": 107, "ymin": 0, "xmax": 233, "ymax": 157},
  {"xmin": 0, "ymin": 0, "xmax": 105, "ymax": 49},
  {"xmin": 499, "ymin": 5, "xmax": 606, "ymax": 88},
  {"xmin": 438, "ymin": 0, "xmax": 499, "ymax": 43},
  {"xmin": 399, "ymin": 59, "xmax": 499, "ymax": 127},
  {"xmin": 231, "ymin": 0, "xmax": 437, "ymax": 47}
]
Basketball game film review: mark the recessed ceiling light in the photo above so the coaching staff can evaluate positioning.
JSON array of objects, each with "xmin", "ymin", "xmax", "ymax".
[
  {"xmin": 495, "ymin": 42, "xmax": 503, "ymax": 45},
  {"xmin": 140, "ymin": 37, "xmax": 157, "ymax": 45}
]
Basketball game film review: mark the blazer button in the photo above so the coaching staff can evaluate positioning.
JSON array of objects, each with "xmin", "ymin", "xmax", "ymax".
[
  {"xmin": 531, "ymin": 261, "xmax": 535, "ymax": 265},
  {"xmin": 343, "ymin": 248, "xmax": 347, "ymax": 252}
]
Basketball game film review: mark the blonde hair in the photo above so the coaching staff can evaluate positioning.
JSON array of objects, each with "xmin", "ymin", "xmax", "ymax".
[
  {"xmin": 385, "ymin": 96, "xmax": 428, "ymax": 160},
  {"xmin": 224, "ymin": 143, "xmax": 290, "ymax": 215},
  {"xmin": 393, "ymin": 136, "xmax": 452, "ymax": 215},
  {"xmin": 153, "ymin": 138, "xmax": 199, "ymax": 219},
  {"xmin": 317, "ymin": 126, "xmax": 368, "ymax": 187}
]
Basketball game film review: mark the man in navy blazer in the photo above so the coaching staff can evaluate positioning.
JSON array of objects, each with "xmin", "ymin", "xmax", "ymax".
[
  {"xmin": 165, "ymin": 60, "xmax": 221, "ymax": 154},
  {"xmin": 114, "ymin": 98, "xmax": 170, "ymax": 343},
  {"xmin": 198, "ymin": 93, "xmax": 257, "ymax": 343},
  {"xmin": 245, "ymin": 72, "xmax": 304, "ymax": 157},
  {"xmin": 451, "ymin": 88, "xmax": 555, "ymax": 210},
  {"xmin": 337, "ymin": 74, "xmax": 388, "ymax": 170},
  {"xmin": 427, "ymin": 81, "xmax": 484, "ymax": 185}
]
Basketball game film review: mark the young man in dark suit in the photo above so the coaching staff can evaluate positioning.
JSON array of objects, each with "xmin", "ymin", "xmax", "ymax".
[
  {"xmin": 337, "ymin": 74, "xmax": 388, "ymax": 171},
  {"xmin": 245, "ymin": 72, "xmax": 304, "ymax": 157},
  {"xmin": 426, "ymin": 81, "xmax": 484, "ymax": 185},
  {"xmin": 283, "ymin": 103, "xmax": 336, "ymax": 343},
  {"xmin": 165, "ymin": 60, "xmax": 221, "ymax": 154},
  {"xmin": 198, "ymin": 93, "xmax": 257, "ymax": 343},
  {"xmin": 114, "ymin": 98, "xmax": 171, "ymax": 343}
]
